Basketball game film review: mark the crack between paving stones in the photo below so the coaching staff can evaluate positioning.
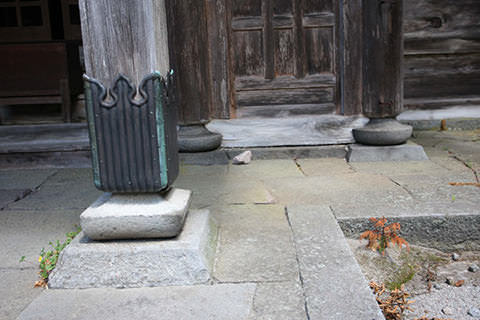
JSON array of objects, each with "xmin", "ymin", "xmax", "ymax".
[
  {"xmin": 293, "ymin": 159, "xmax": 307, "ymax": 177},
  {"xmin": 3, "ymin": 170, "xmax": 60, "ymax": 210},
  {"xmin": 216, "ymin": 280, "xmax": 292, "ymax": 284},
  {"xmin": 284, "ymin": 206, "xmax": 312, "ymax": 320},
  {"xmin": 388, "ymin": 177, "xmax": 415, "ymax": 199},
  {"xmin": 450, "ymin": 154, "xmax": 479, "ymax": 183}
]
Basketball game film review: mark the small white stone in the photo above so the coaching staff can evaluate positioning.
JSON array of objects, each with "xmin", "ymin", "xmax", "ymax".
[
  {"xmin": 442, "ymin": 307, "xmax": 453, "ymax": 315},
  {"xmin": 232, "ymin": 150, "xmax": 252, "ymax": 165},
  {"xmin": 452, "ymin": 253, "xmax": 460, "ymax": 261},
  {"xmin": 468, "ymin": 307, "xmax": 480, "ymax": 318},
  {"xmin": 468, "ymin": 263, "xmax": 479, "ymax": 273}
]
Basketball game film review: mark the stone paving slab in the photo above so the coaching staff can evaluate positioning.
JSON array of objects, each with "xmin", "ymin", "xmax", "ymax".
[
  {"xmin": 286, "ymin": 205, "xmax": 385, "ymax": 320},
  {"xmin": 295, "ymin": 158, "xmax": 355, "ymax": 176},
  {"xmin": 0, "ymin": 169, "xmax": 55, "ymax": 190},
  {"xmin": 0, "ymin": 189, "xmax": 31, "ymax": 209},
  {"xmin": 226, "ymin": 159, "xmax": 304, "ymax": 179},
  {"xmin": 213, "ymin": 204, "xmax": 298, "ymax": 282},
  {"xmin": 18, "ymin": 283, "xmax": 256, "ymax": 320},
  {"xmin": 174, "ymin": 176, "xmax": 275, "ymax": 209},
  {"xmin": 7, "ymin": 182, "xmax": 102, "ymax": 211},
  {"xmin": 0, "ymin": 269, "xmax": 42, "ymax": 320},
  {"xmin": 350, "ymin": 160, "xmax": 472, "ymax": 178},
  {"xmin": 263, "ymin": 173, "xmax": 412, "ymax": 208},
  {"xmin": 249, "ymin": 281, "xmax": 307, "ymax": 320},
  {"xmin": 0, "ymin": 209, "xmax": 81, "ymax": 268}
]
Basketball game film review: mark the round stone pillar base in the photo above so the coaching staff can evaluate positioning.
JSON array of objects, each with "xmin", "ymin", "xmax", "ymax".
[
  {"xmin": 178, "ymin": 124, "xmax": 222, "ymax": 152},
  {"xmin": 352, "ymin": 118, "xmax": 412, "ymax": 146}
]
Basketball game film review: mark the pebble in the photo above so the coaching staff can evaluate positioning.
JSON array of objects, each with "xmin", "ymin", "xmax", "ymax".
[
  {"xmin": 446, "ymin": 277, "xmax": 454, "ymax": 285},
  {"xmin": 468, "ymin": 263, "xmax": 479, "ymax": 273},
  {"xmin": 232, "ymin": 150, "xmax": 252, "ymax": 165},
  {"xmin": 452, "ymin": 253, "xmax": 460, "ymax": 261},
  {"xmin": 468, "ymin": 307, "xmax": 480, "ymax": 318},
  {"xmin": 433, "ymin": 283, "xmax": 443, "ymax": 290},
  {"xmin": 442, "ymin": 307, "xmax": 453, "ymax": 315}
]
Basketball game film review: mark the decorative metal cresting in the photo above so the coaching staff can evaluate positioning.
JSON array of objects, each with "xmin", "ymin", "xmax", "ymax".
[{"xmin": 84, "ymin": 70, "xmax": 179, "ymax": 193}]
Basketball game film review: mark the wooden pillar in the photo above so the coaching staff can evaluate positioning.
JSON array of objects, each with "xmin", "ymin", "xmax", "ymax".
[
  {"xmin": 353, "ymin": 0, "xmax": 412, "ymax": 145},
  {"xmin": 79, "ymin": 0, "xmax": 179, "ymax": 192},
  {"xmin": 166, "ymin": 0, "xmax": 222, "ymax": 152},
  {"xmin": 362, "ymin": 0, "xmax": 403, "ymax": 118},
  {"xmin": 79, "ymin": 0, "xmax": 170, "ymax": 86}
]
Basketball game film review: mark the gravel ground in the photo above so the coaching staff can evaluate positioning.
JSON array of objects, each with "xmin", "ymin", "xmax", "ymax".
[{"xmin": 348, "ymin": 239, "xmax": 480, "ymax": 320}]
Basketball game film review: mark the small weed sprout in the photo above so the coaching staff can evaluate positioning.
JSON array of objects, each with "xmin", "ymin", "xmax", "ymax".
[
  {"xmin": 35, "ymin": 226, "xmax": 81, "ymax": 287},
  {"xmin": 360, "ymin": 217, "xmax": 409, "ymax": 255}
]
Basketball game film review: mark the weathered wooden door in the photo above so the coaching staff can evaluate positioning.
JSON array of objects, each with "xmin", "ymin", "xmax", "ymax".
[{"xmin": 229, "ymin": 0, "xmax": 338, "ymax": 118}]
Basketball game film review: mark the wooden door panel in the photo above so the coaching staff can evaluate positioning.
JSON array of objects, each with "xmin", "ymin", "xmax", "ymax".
[
  {"xmin": 305, "ymin": 28, "xmax": 334, "ymax": 74},
  {"xmin": 230, "ymin": 0, "xmax": 338, "ymax": 117},
  {"xmin": 274, "ymin": 29, "xmax": 295, "ymax": 76},
  {"xmin": 233, "ymin": 31, "xmax": 264, "ymax": 76}
]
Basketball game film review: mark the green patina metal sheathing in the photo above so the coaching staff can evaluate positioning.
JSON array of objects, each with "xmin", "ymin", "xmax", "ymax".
[{"xmin": 84, "ymin": 71, "xmax": 179, "ymax": 193}]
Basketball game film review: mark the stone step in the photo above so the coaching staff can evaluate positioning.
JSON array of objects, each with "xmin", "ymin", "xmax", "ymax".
[
  {"xmin": 286, "ymin": 205, "xmax": 385, "ymax": 320},
  {"xmin": 18, "ymin": 284, "xmax": 255, "ymax": 320}
]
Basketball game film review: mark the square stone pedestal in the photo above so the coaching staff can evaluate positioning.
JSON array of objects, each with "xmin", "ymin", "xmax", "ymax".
[
  {"xmin": 49, "ymin": 209, "xmax": 217, "ymax": 289},
  {"xmin": 346, "ymin": 142, "xmax": 428, "ymax": 162}
]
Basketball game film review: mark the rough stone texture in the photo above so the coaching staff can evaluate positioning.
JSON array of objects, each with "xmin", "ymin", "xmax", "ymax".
[
  {"xmin": 404, "ymin": 286, "xmax": 480, "ymax": 320},
  {"xmin": 174, "ymin": 175, "xmax": 276, "ymax": 209},
  {"xmin": 18, "ymin": 284, "xmax": 255, "ymax": 320},
  {"xmin": 207, "ymin": 115, "xmax": 368, "ymax": 147},
  {"xmin": 0, "ymin": 168, "xmax": 55, "ymax": 189},
  {"xmin": 0, "ymin": 209, "xmax": 82, "ymax": 269},
  {"xmin": 352, "ymin": 119, "xmax": 413, "ymax": 145},
  {"xmin": 0, "ymin": 189, "xmax": 31, "ymax": 209},
  {"xmin": 178, "ymin": 125, "xmax": 223, "ymax": 152},
  {"xmin": 179, "ymin": 150, "xmax": 229, "ymax": 165},
  {"xmin": 81, "ymin": 188, "xmax": 192, "ymax": 240},
  {"xmin": 338, "ymin": 214, "xmax": 480, "ymax": 251},
  {"xmin": 232, "ymin": 150, "xmax": 252, "ymax": 165},
  {"xmin": 213, "ymin": 204, "xmax": 298, "ymax": 282},
  {"xmin": 347, "ymin": 142, "xmax": 428, "ymax": 162},
  {"xmin": 0, "ymin": 269, "xmax": 43, "ymax": 320},
  {"xmin": 225, "ymin": 145, "xmax": 347, "ymax": 160},
  {"xmin": 49, "ymin": 209, "xmax": 217, "ymax": 289},
  {"xmin": 295, "ymin": 158, "xmax": 355, "ymax": 176},
  {"xmin": 7, "ymin": 181, "xmax": 102, "ymax": 210},
  {"xmin": 248, "ymin": 281, "xmax": 307, "ymax": 320},
  {"xmin": 263, "ymin": 173, "xmax": 412, "ymax": 208},
  {"xmin": 286, "ymin": 205, "xmax": 384, "ymax": 319}
]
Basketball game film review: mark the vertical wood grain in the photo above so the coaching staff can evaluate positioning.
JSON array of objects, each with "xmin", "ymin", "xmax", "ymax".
[{"xmin": 79, "ymin": 0, "xmax": 169, "ymax": 87}]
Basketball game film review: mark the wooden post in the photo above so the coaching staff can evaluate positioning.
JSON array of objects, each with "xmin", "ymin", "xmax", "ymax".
[
  {"xmin": 166, "ymin": 0, "xmax": 222, "ymax": 152},
  {"xmin": 79, "ymin": 0, "xmax": 170, "ymax": 86},
  {"xmin": 362, "ymin": 0, "xmax": 403, "ymax": 118},
  {"xmin": 353, "ymin": 0, "xmax": 412, "ymax": 145},
  {"xmin": 79, "ymin": 0, "xmax": 179, "ymax": 193}
]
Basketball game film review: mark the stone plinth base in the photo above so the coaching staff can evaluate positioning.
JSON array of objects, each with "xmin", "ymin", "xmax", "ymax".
[
  {"xmin": 49, "ymin": 209, "xmax": 217, "ymax": 289},
  {"xmin": 81, "ymin": 188, "xmax": 191, "ymax": 240},
  {"xmin": 346, "ymin": 142, "xmax": 428, "ymax": 162},
  {"xmin": 178, "ymin": 124, "xmax": 222, "ymax": 152},
  {"xmin": 352, "ymin": 119, "xmax": 412, "ymax": 145}
]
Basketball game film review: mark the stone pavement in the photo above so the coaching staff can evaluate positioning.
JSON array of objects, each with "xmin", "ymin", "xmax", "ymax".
[{"xmin": 0, "ymin": 130, "xmax": 479, "ymax": 319}]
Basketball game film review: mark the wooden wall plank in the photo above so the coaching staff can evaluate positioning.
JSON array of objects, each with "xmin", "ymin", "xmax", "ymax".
[
  {"xmin": 341, "ymin": 0, "xmax": 362, "ymax": 115},
  {"xmin": 237, "ymin": 87, "xmax": 334, "ymax": 106},
  {"xmin": 206, "ymin": 0, "xmax": 231, "ymax": 119}
]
